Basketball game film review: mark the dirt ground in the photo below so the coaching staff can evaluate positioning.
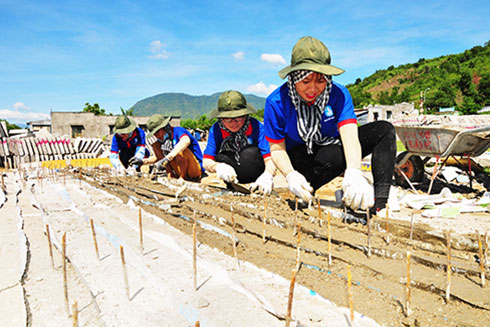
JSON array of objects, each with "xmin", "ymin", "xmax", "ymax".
[{"xmin": 1, "ymin": 166, "xmax": 489, "ymax": 326}]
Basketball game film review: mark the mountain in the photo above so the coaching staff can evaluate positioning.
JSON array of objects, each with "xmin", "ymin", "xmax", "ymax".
[
  {"xmin": 131, "ymin": 92, "xmax": 267, "ymax": 119},
  {"xmin": 346, "ymin": 40, "xmax": 490, "ymax": 114}
]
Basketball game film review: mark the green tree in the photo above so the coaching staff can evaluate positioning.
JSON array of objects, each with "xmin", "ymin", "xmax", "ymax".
[
  {"xmin": 458, "ymin": 96, "xmax": 480, "ymax": 115},
  {"xmin": 349, "ymin": 88, "xmax": 372, "ymax": 107},
  {"xmin": 0, "ymin": 119, "xmax": 21, "ymax": 131},
  {"xmin": 477, "ymin": 73, "xmax": 490, "ymax": 105},
  {"xmin": 83, "ymin": 102, "xmax": 106, "ymax": 115},
  {"xmin": 377, "ymin": 90, "xmax": 391, "ymax": 105}
]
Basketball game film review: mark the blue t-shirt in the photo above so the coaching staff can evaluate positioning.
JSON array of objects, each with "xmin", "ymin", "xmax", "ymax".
[
  {"xmin": 264, "ymin": 81, "xmax": 357, "ymax": 150},
  {"xmin": 203, "ymin": 117, "xmax": 271, "ymax": 160},
  {"xmin": 110, "ymin": 127, "xmax": 149, "ymax": 158},
  {"xmin": 166, "ymin": 126, "xmax": 204, "ymax": 171}
]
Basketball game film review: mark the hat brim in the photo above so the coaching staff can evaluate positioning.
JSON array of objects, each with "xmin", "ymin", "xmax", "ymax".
[
  {"xmin": 208, "ymin": 104, "xmax": 256, "ymax": 119},
  {"xmin": 278, "ymin": 62, "xmax": 344, "ymax": 79},
  {"xmin": 147, "ymin": 116, "xmax": 171, "ymax": 138},
  {"xmin": 113, "ymin": 119, "xmax": 138, "ymax": 134}
]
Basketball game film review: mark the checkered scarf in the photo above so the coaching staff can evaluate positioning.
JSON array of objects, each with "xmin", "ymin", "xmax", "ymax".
[
  {"xmin": 287, "ymin": 70, "xmax": 340, "ymax": 154},
  {"xmin": 158, "ymin": 125, "xmax": 174, "ymax": 156},
  {"xmin": 218, "ymin": 117, "xmax": 251, "ymax": 165}
]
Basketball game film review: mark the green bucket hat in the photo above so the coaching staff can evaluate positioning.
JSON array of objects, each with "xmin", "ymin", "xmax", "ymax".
[
  {"xmin": 146, "ymin": 114, "xmax": 171, "ymax": 138},
  {"xmin": 278, "ymin": 36, "xmax": 344, "ymax": 79},
  {"xmin": 209, "ymin": 90, "xmax": 256, "ymax": 119},
  {"xmin": 112, "ymin": 115, "xmax": 138, "ymax": 134}
]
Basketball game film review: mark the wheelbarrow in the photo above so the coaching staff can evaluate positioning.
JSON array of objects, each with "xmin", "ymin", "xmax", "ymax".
[{"xmin": 393, "ymin": 115, "xmax": 490, "ymax": 194}]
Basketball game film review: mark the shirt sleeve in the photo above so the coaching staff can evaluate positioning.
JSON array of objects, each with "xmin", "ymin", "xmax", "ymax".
[
  {"xmin": 203, "ymin": 123, "xmax": 219, "ymax": 160},
  {"xmin": 110, "ymin": 134, "xmax": 119, "ymax": 153},
  {"xmin": 264, "ymin": 93, "xmax": 286, "ymax": 144},
  {"xmin": 256, "ymin": 120, "xmax": 271, "ymax": 158},
  {"xmin": 134, "ymin": 128, "xmax": 147, "ymax": 160}
]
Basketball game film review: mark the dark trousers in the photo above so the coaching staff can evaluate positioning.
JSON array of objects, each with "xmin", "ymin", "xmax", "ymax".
[
  {"xmin": 215, "ymin": 146, "xmax": 265, "ymax": 184},
  {"xmin": 119, "ymin": 147, "xmax": 150, "ymax": 171},
  {"xmin": 288, "ymin": 121, "xmax": 396, "ymax": 201}
]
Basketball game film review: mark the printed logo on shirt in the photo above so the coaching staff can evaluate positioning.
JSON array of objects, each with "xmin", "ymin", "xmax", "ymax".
[
  {"xmin": 324, "ymin": 105, "xmax": 334, "ymax": 117},
  {"xmin": 247, "ymin": 137, "xmax": 253, "ymax": 144}
]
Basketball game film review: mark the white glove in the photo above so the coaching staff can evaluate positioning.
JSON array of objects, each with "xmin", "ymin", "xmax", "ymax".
[
  {"xmin": 113, "ymin": 164, "xmax": 126, "ymax": 176},
  {"xmin": 342, "ymin": 168, "xmax": 374, "ymax": 211},
  {"xmin": 286, "ymin": 170, "xmax": 313, "ymax": 202},
  {"xmin": 216, "ymin": 163, "xmax": 238, "ymax": 183},
  {"xmin": 250, "ymin": 171, "xmax": 273, "ymax": 195}
]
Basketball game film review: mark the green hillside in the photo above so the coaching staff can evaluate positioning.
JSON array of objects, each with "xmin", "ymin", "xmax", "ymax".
[
  {"xmin": 131, "ymin": 92, "xmax": 266, "ymax": 119},
  {"xmin": 347, "ymin": 40, "xmax": 490, "ymax": 114}
]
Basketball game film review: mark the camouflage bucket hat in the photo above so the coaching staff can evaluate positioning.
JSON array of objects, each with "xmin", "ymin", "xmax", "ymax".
[
  {"xmin": 112, "ymin": 115, "xmax": 137, "ymax": 134},
  {"xmin": 278, "ymin": 36, "xmax": 345, "ymax": 79},
  {"xmin": 146, "ymin": 114, "xmax": 171, "ymax": 138},
  {"xmin": 209, "ymin": 90, "xmax": 256, "ymax": 119}
]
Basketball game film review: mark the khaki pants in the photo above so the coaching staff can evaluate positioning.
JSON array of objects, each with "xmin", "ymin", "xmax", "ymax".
[{"xmin": 166, "ymin": 148, "xmax": 202, "ymax": 181}]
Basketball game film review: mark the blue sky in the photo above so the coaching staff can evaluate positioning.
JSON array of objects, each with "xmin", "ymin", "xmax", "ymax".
[{"xmin": 1, "ymin": 0, "xmax": 489, "ymax": 123}]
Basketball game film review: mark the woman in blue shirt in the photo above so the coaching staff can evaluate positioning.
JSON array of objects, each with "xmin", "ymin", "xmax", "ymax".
[{"xmin": 264, "ymin": 36, "xmax": 396, "ymax": 220}]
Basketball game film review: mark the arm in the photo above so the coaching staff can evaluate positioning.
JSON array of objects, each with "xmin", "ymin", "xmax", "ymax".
[
  {"xmin": 166, "ymin": 135, "xmax": 191, "ymax": 160},
  {"xmin": 269, "ymin": 141, "xmax": 294, "ymax": 177},
  {"xmin": 143, "ymin": 142, "xmax": 163, "ymax": 165},
  {"xmin": 263, "ymin": 156, "xmax": 276, "ymax": 176},
  {"xmin": 203, "ymin": 157, "xmax": 217, "ymax": 173},
  {"xmin": 338, "ymin": 123, "xmax": 361, "ymax": 170}
]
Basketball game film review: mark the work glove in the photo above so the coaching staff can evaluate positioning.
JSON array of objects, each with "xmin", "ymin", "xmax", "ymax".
[
  {"xmin": 286, "ymin": 170, "xmax": 313, "ymax": 202},
  {"xmin": 250, "ymin": 171, "xmax": 273, "ymax": 195},
  {"xmin": 342, "ymin": 168, "xmax": 374, "ymax": 211},
  {"xmin": 128, "ymin": 156, "xmax": 143, "ymax": 169},
  {"xmin": 216, "ymin": 162, "xmax": 238, "ymax": 183},
  {"xmin": 155, "ymin": 156, "xmax": 171, "ymax": 172}
]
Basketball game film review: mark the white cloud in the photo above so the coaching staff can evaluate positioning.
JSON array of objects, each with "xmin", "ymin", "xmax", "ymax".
[
  {"xmin": 246, "ymin": 81, "xmax": 277, "ymax": 96},
  {"xmin": 232, "ymin": 51, "xmax": 245, "ymax": 61},
  {"xmin": 0, "ymin": 109, "xmax": 50, "ymax": 123},
  {"xmin": 13, "ymin": 102, "xmax": 31, "ymax": 111},
  {"xmin": 149, "ymin": 40, "xmax": 169, "ymax": 59},
  {"xmin": 260, "ymin": 53, "xmax": 286, "ymax": 65}
]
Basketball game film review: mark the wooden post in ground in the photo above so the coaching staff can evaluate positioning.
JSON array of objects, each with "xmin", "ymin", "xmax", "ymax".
[
  {"xmin": 193, "ymin": 211, "xmax": 197, "ymax": 291},
  {"xmin": 262, "ymin": 197, "xmax": 267, "ymax": 244},
  {"xmin": 327, "ymin": 211, "xmax": 332, "ymax": 266},
  {"xmin": 385, "ymin": 204, "xmax": 390, "ymax": 244},
  {"xmin": 90, "ymin": 219, "xmax": 100, "ymax": 260},
  {"xmin": 120, "ymin": 245, "xmax": 130, "ymax": 299},
  {"xmin": 293, "ymin": 198, "xmax": 298, "ymax": 236},
  {"xmin": 45, "ymin": 224, "xmax": 54, "ymax": 269},
  {"xmin": 347, "ymin": 265, "xmax": 354, "ymax": 323},
  {"xmin": 296, "ymin": 221, "xmax": 301, "ymax": 271},
  {"xmin": 230, "ymin": 205, "xmax": 239, "ymax": 270},
  {"xmin": 409, "ymin": 213, "xmax": 414, "ymax": 241},
  {"xmin": 446, "ymin": 230, "xmax": 452, "ymax": 302},
  {"xmin": 366, "ymin": 210, "xmax": 372, "ymax": 258},
  {"xmin": 72, "ymin": 301, "xmax": 78, "ymax": 326},
  {"xmin": 195, "ymin": 321, "xmax": 200, "ymax": 327},
  {"xmin": 139, "ymin": 207, "xmax": 143, "ymax": 251},
  {"xmin": 285, "ymin": 269, "xmax": 297, "ymax": 327},
  {"xmin": 406, "ymin": 251, "xmax": 412, "ymax": 317},
  {"xmin": 62, "ymin": 232, "xmax": 69, "ymax": 315},
  {"xmin": 477, "ymin": 233, "xmax": 486, "ymax": 287}
]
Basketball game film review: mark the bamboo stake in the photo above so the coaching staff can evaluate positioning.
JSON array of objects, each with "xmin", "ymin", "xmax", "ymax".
[
  {"xmin": 385, "ymin": 204, "xmax": 390, "ymax": 244},
  {"xmin": 62, "ymin": 232, "xmax": 69, "ymax": 315},
  {"xmin": 262, "ymin": 197, "xmax": 267, "ymax": 244},
  {"xmin": 193, "ymin": 211, "xmax": 197, "ymax": 291},
  {"xmin": 89, "ymin": 219, "xmax": 100, "ymax": 260},
  {"xmin": 347, "ymin": 265, "xmax": 354, "ymax": 323},
  {"xmin": 120, "ymin": 245, "xmax": 130, "ymax": 299},
  {"xmin": 195, "ymin": 322, "xmax": 200, "ymax": 327},
  {"xmin": 409, "ymin": 213, "xmax": 415, "ymax": 241},
  {"xmin": 296, "ymin": 221, "xmax": 301, "ymax": 270},
  {"xmin": 477, "ymin": 233, "xmax": 486, "ymax": 287},
  {"xmin": 72, "ymin": 301, "xmax": 78, "ymax": 327},
  {"xmin": 293, "ymin": 198, "xmax": 298, "ymax": 236},
  {"xmin": 45, "ymin": 224, "xmax": 54, "ymax": 269},
  {"xmin": 139, "ymin": 207, "xmax": 143, "ymax": 251},
  {"xmin": 230, "ymin": 205, "xmax": 239, "ymax": 270},
  {"xmin": 285, "ymin": 269, "xmax": 297, "ymax": 327},
  {"xmin": 327, "ymin": 211, "xmax": 332, "ymax": 266},
  {"xmin": 366, "ymin": 210, "xmax": 372, "ymax": 258},
  {"xmin": 485, "ymin": 232, "xmax": 489, "ymax": 270},
  {"xmin": 446, "ymin": 230, "xmax": 452, "ymax": 302},
  {"xmin": 406, "ymin": 251, "xmax": 412, "ymax": 317}
]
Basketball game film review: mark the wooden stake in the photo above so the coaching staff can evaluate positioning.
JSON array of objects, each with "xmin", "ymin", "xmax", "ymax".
[
  {"xmin": 231, "ymin": 205, "xmax": 239, "ymax": 270},
  {"xmin": 89, "ymin": 219, "xmax": 100, "ymax": 260},
  {"xmin": 327, "ymin": 211, "xmax": 332, "ymax": 266},
  {"xmin": 72, "ymin": 301, "xmax": 78, "ymax": 327},
  {"xmin": 62, "ymin": 232, "xmax": 69, "ymax": 315},
  {"xmin": 285, "ymin": 269, "xmax": 297, "ymax": 327},
  {"xmin": 293, "ymin": 198, "xmax": 298, "ymax": 236},
  {"xmin": 385, "ymin": 203, "xmax": 390, "ymax": 244},
  {"xmin": 477, "ymin": 233, "xmax": 486, "ymax": 287},
  {"xmin": 366, "ymin": 210, "xmax": 372, "ymax": 258},
  {"xmin": 296, "ymin": 221, "xmax": 301, "ymax": 270},
  {"xmin": 195, "ymin": 322, "xmax": 200, "ymax": 327},
  {"xmin": 409, "ymin": 213, "xmax": 414, "ymax": 241},
  {"xmin": 45, "ymin": 224, "xmax": 54, "ymax": 269},
  {"xmin": 406, "ymin": 251, "xmax": 412, "ymax": 317},
  {"xmin": 139, "ymin": 207, "xmax": 143, "ymax": 251},
  {"xmin": 262, "ymin": 197, "xmax": 267, "ymax": 244},
  {"xmin": 446, "ymin": 230, "xmax": 452, "ymax": 302},
  {"xmin": 120, "ymin": 245, "xmax": 130, "ymax": 299},
  {"xmin": 193, "ymin": 211, "xmax": 197, "ymax": 291},
  {"xmin": 347, "ymin": 265, "xmax": 354, "ymax": 323}
]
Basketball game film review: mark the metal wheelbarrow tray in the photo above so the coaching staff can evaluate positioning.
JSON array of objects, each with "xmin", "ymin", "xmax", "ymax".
[{"xmin": 392, "ymin": 115, "xmax": 490, "ymax": 193}]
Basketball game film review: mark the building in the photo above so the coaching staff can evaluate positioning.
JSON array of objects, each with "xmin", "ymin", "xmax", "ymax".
[
  {"xmin": 364, "ymin": 102, "xmax": 417, "ymax": 122},
  {"xmin": 27, "ymin": 119, "xmax": 52, "ymax": 133},
  {"xmin": 48, "ymin": 112, "xmax": 180, "ymax": 138}
]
